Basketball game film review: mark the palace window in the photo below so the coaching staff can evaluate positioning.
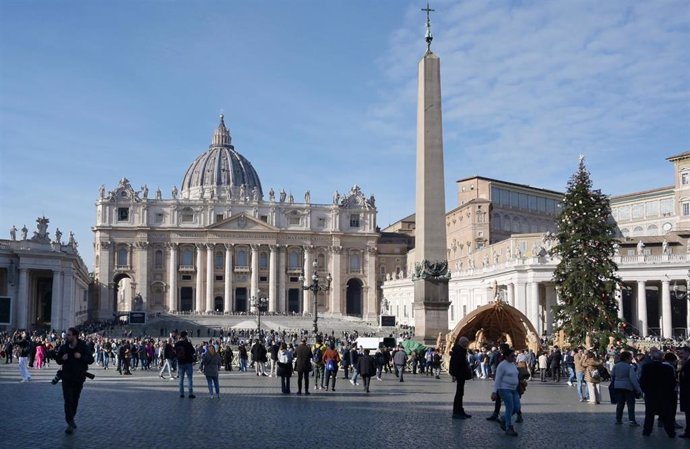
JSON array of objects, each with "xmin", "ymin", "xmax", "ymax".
[
  {"xmin": 180, "ymin": 248, "xmax": 194, "ymax": 266},
  {"xmin": 215, "ymin": 251, "xmax": 224, "ymax": 269},
  {"xmin": 259, "ymin": 252, "xmax": 268, "ymax": 270},
  {"xmin": 683, "ymin": 202, "xmax": 690, "ymax": 217},
  {"xmin": 118, "ymin": 207, "xmax": 129, "ymax": 221},
  {"xmin": 350, "ymin": 214, "xmax": 360, "ymax": 228},
  {"xmin": 215, "ymin": 214, "xmax": 224, "ymax": 223},
  {"xmin": 181, "ymin": 207, "xmax": 194, "ymax": 223},
  {"xmin": 288, "ymin": 250, "xmax": 301, "ymax": 269},
  {"xmin": 154, "ymin": 250, "xmax": 163, "ymax": 269},
  {"xmin": 236, "ymin": 249, "xmax": 248, "ymax": 267},
  {"xmin": 350, "ymin": 253, "xmax": 361, "ymax": 272},
  {"xmin": 116, "ymin": 247, "xmax": 128, "ymax": 267},
  {"xmin": 683, "ymin": 172, "xmax": 689, "ymax": 185},
  {"xmin": 154, "ymin": 212, "xmax": 164, "ymax": 224},
  {"xmin": 317, "ymin": 253, "xmax": 325, "ymax": 270},
  {"xmin": 288, "ymin": 216, "xmax": 301, "ymax": 225}
]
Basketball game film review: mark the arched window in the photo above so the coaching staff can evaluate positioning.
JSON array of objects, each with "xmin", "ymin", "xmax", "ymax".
[
  {"xmin": 154, "ymin": 250, "xmax": 163, "ymax": 269},
  {"xmin": 259, "ymin": 252, "xmax": 268, "ymax": 269},
  {"xmin": 236, "ymin": 249, "xmax": 248, "ymax": 267},
  {"xmin": 215, "ymin": 251, "xmax": 224, "ymax": 269},
  {"xmin": 181, "ymin": 248, "xmax": 194, "ymax": 266},
  {"xmin": 503, "ymin": 215, "xmax": 511, "ymax": 232},
  {"xmin": 181, "ymin": 207, "xmax": 194, "ymax": 223},
  {"xmin": 288, "ymin": 250, "xmax": 301, "ymax": 269},
  {"xmin": 633, "ymin": 226, "xmax": 644, "ymax": 237},
  {"xmin": 646, "ymin": 224, "xmax": 658, "ymax": 236},
  {"xmin": 317, "ymin": 253, "xmax": 326, "ymax": 270},
  {"xmin": 512, "ymin": 217, "xmax": 520, "ymax": 233},
  {"xmin": 117, "ymin": 247, "xmax": 128, "ymax": 267}
]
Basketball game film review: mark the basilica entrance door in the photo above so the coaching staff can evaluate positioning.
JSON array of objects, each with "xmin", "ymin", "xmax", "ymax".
[
  {"xmin": 235, "ymin": 288, "xmax": 247, "ymax": 312},
  {"xmin": 180, "ymin": 287, "xmax": 193, "ymax": 311},
  {"xmin": 287, "ymin": 288, "xmax": 300, "ymax": 313},
  {"xmin": 346, "ymin": 279, "xmax": 363, "ymax": 317}
]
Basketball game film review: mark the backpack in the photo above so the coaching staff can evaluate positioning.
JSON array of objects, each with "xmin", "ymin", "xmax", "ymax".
[
  {"xmin": 312, "ymin": 346, "xmax": 323, "ymax": 364},
  {"xmin": 326, "ymin": 359, "xmax": 336, "ymax": 371}
]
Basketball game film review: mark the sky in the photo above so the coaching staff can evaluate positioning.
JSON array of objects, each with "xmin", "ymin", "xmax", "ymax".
[{"xmin": 1, "ymin": 0, "xmax": 688, "ymax": 269}]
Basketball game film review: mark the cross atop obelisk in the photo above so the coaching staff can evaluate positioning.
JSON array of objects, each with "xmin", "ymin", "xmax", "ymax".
[
  {"xmin": 422, "ymin": 1, "xmax": 434, "ymax": 53},
  {"xmin": 413, "ymin": 2, "xmax": 450, "ymax": 344}
]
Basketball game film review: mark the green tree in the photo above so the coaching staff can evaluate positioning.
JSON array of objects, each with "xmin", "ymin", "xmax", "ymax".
[{"xmin": 551, "ymin": 156, "xmax": 621, "ymax": 350}]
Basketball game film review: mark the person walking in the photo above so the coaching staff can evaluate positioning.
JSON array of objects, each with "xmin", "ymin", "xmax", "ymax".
[
  {"xmin": 538, "ymin": 351, "xmax": 548, "ymax": 382},
  {"xmin": 159, "ymin": 338, "xmax": 175, "ymax": 380},
  {"xmin": 14, "ymin": 331, "xmax": 32, "ymax": 382},
  {"xmin": 611, "ymin": 351, "xmax": 642, "ymax": 426},
  {"xmin": 574, "ymin": 347, "xmax": 589, "ymax": 402},
  {"xmin": 277, "ymin": 342, "xmax": 294, "ymax": 394},
  {"xmin": 449, "ymin": 336, "xmax": 472, "ymax": 420},
  {"xmin": 201, "ymin": 345, "xmax": 221, "ymax": 398},
  {"xmin": 639, "ymin": 349, "xmax": 677, "ymax": 437},
  {"xmin": 357, "ymin": 349, "xmax": 376, "ymax": 393},
  {"xmin": 340, "ymin": 343, "xmax": 351, "ymax": 379},
  {"xmin": 322, "ymin": 342, "xmax": 340, "ymax": 392},
  {"xmin": 55, "ymin": 328, "xmax": 94, "ymax": 435},
  {"xmin": 294, "ymin": 338, "xmax": 313, "ymax": 395},
  {"xmin": 492, "ymin": 349, "xmax": 521, "ymax": 437},
  {"xmin": 393, "ymin": 344, "xmax": 408, "ymax": 383},
  {"xmin": 311, "ymin": 337, "xmax": 326, "ymax": 389},
  {"xmin": 174, "ymin": 331, "xmax": 196, "ymax": 399}
]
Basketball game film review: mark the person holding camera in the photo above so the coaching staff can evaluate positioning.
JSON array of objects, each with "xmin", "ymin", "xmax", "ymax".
[{"xmin": 55, "ymin": 328, "xmax": 95, "ymax": 435}]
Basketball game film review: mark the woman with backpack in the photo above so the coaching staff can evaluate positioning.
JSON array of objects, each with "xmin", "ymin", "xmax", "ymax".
[{"xmin": 322, "ymin": 343, "xmax": 341, "ymax": 391}]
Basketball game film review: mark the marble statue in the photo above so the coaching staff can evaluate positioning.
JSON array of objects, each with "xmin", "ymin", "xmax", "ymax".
[
  {"xmin": 21, "ymin": 225, "xmax": 27, "ymax": 240},
  {"xmin": 239, "ymin": 184, "xmax": 246, "ymax": 200},
  {"xmin": 9, "ymin": 225, "xmax": 16, "ymax": 241},
  {"xmin": 493, "ymin": 252, "xmax": 500, "ymax": 264},
  {"xmin": 69, "ymin": 231, "xmax": 77, "ymax": 247},
  {"xmin": 636, "ymin": 240, "xmax": 644, "ymax": 256},
  {"xmin": 662, "ymin": 239, "xmax": 669, "ymax": 255},
  {"xmin": 288, "ymin": 193, "xmax": 294, "ymax": 204},
  {"xmin": 269, "ymin": 188, "xmax": 275, "ymax": 202},
  {"xmin": 252, "ymin": 187, "xmax": 258, "ymax": 202},
  {"xmin": 333, "ymin": 190, "xmax": 340, "ymax": 205},
  {"xmin": 155, "ymin": 187, "xmax": 162, "ymax": 200},
  {"xmin": 369, "ymin": 195, "xmax": 375, "ymax": 207},
  {"xmin": 304, "ymin": 190, "xmax": 310, "ymax": 204},
  {"xmin": 171, "ymin": 185, "xmax": 178, "ymax": 199},
  {"xmin": 142, "ymin": 185, "xmax": 148, "ymax": 199},
  {"xmin": 613, "ymin": 243, "xmax": 620, "ymax": 257},
  {"xmin": 506, "ymin": 247, "xmax": 512, "ymax": 259},
  {"xmin": 279, "ymin": 188, "xmax": 286, "ymax": 203},
  {"xmin": 99, "ymin": 184, "xmax": 105, "ymax": 199},
  {"xmin": 55, "ymin": 228, "xmax": 62, "ymax": 244}
]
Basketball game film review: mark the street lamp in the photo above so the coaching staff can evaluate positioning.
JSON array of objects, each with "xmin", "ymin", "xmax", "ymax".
[
  {"xmin": 251, "ymin": 289, "xmax": 268, "ymax": 333},
  {"xmin": 299, "ymin": 260, "xmax": 332, "ymax": 335}
]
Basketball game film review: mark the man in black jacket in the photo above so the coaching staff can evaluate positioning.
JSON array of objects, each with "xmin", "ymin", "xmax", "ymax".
[
  {"xmin": 639, "ymin": 349, "xmax": 676, "ymax": 437},
  {"xmin": 450, "ymin": 336, "xmax": 472, "ymax": 419},
  {"xmin": 174, "ymin": 331, "xmax": 196, "ymax": 398},
  {"xmin": 56, "ymin": 328, "xmax": 94, "ymax": 434}
]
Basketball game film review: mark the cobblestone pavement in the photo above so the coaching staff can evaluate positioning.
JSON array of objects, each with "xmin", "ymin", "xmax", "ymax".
[{"xmin": 1, "ymin": 361, "xmax": 687, "ymax": 449}]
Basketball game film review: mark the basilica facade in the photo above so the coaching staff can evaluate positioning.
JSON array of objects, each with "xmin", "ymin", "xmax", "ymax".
[{"xmin": 93, "ymin": 116, "xmax": 379, "ymax": 321}]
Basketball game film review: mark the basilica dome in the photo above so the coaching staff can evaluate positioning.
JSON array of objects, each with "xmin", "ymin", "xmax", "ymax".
[{"xmin": 181, "ymin": 115, "xmax": 263, "ymax": 199}]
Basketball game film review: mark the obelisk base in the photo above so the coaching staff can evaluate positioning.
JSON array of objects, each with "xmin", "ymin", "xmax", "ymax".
[{"xmin": 413, "ymin": 278, "xmax": 450, "ymax": 345}]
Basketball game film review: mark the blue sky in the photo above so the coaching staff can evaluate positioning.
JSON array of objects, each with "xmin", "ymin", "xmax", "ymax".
[{"xmin": 1, "ymin": 0, "xmax": 688, "ymax": 269}]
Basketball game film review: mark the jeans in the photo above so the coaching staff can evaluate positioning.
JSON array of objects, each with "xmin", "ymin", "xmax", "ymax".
[
  {"xmin": 254, "ymin": 361, "xmax": 265, "ymax": 375},
  {"xmin": 62, "ymin": 381, "xmax": 84, "ymax": 423},
  {"xmin": 205, "ymin": 375, "xmax": 219, "ymax": 396},
  {"xmin": 576, "ymin": 371, "xmax": 588, "ymax": 400},
  {"xmin": 178, "ymin": 363, "xmax": 194, "ymax": 396},
  {"xmin": 280, "ymin": 375, "xmax": 291, "ymax": 393},
  {"xmin": 314, "ymin": 364, "xmax": 325, "ymax": 387},
  {"xmin": 160, "ymin": 358, "xmax": 173, "ymax": 378},
  {"xmin": 615, "ymin": 389, "xmax": 637, "ymax": 422},
  {"xmin": 352, "ymin": 367, "xmax": 360, "ymax": 383},
  {"xmin": 240, "ymin": 358, "xmax": 248, "ymax": 372},
  {"xmin": 269, "ymin": 359, "xmax": 277, "ymax": 376},
  {"xmin": 567, "ymin": 366, "xmax": 575, "ymax": 383},
  {"xmin": 498, "ymin": 388, "xmax": 521, "ymax": 428},
  {"xmin": 103, "ymin": 355, "xmax": 109, "ymax": 369},
  {"xmin": 396, "ymin": 364, "xmax": 405, "ymax": 381},
  {"xmin": 324, "ymin": 368, "xmax": 337, "ymax": 389},
  {"xmin": 362, "ymin": 376, "xmax": 371, "ymax": 392}
]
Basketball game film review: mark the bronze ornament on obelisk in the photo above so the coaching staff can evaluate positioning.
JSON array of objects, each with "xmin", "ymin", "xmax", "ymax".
[{"xmin": 412, "ymin": 2, "xmax": 451, "ymax": 344}]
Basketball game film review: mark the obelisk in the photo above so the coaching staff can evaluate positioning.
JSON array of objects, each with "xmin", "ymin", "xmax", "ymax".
[{"xmin": 413, "ymin": 3, "xmax": 451, "ymax": 344}]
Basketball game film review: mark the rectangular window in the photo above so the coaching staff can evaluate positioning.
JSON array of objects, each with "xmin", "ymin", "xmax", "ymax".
[
  {"xmin": 682, "ymin": 172, "xmax": 689, "ymax": 185},
  {"xmin": 683, "ymin": 202, "xmax": 690, "ymax": 216},
  {"xmin": 318, "ymin": 217, "xmax": 326, "ymax": 227},
  {"xmin": 510, "ymin": 191, "xmax": 519, "ymax": 208},
  {"xmin": 528, "ymin": 195, "xmax": 537, "ymax": 211},
  {"xmin": 215, "ymin": 275, "xmax": 223, "ymax": 281},
  {"xmin": 537, "ymin": 197, "xmax": 546, "ymax": 213},
  {"xmin": 118, "ymin": 207, "xmax": 129, "ymax": 221},
  {"xmin": 260, "ymin": 215, "xmax": 268, "ymax": 223},
  {"xmin": 288, "ymin": 216, "xmax": 300, "ymax": 225},
  {"xmin": 350, "ymin": 253, "xmax": 361, "ymax": 272},
  {"xmin": 259, "ymin": 276, "xmax": 268, "ymax": 282},
  {"xmin": 215, "ymin": 214, "xmax": 224, "ymax": 223},
  {"xmin": 350, "ymin": 214, "xmax": 360, "ymax": 228},
  {"xmin": 155, "ymin": 213, "xmax": 164, "ymax": 224},
  {"xmin": 519, "ymin": 193, "xmax": 528, "ymax": 210},
  {"xmin": 182, "ymin": 275, "xmax": 192, "ymax": 281},
  {"xmin": 289, "ymin": 276, "xmax": 300, "ymax": 283}
]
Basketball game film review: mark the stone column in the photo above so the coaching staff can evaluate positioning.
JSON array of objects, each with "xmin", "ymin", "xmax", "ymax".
[
  {"xmin": 16, "ymin": 268, "xmax": 29, "ymax": 329},
  {"xmin": 278, "ymin": 246, "xmax": 287, "ymax": 312},
  {"xmin": 529, "ymin": 282, "xmax": 540, "ymax": 335},
  {"xmin": 330, "ymin": 246, "xmax": 343, "ymax": 316},
  {"xmin": 63, "ymin": 269, "xmax": 75, "ymax": 328},
  {"xmin": 637, "ymin": 280, "xmax": 647, "ymax": 337},
  {"xmin": 195, "ymin": 244, "xmax": 205, "ymax": 313},
  {"xmin": 167, "ymin": 243, "xmax": 178, "ymax": 312},
  {"xmin": 661, "ymin": 280, "xmax": 672, "ymax": 339},
  {"xmin": 224, "ymin": 244, "xmax": 233, "ymax": 313},
  {"xmin": 250, "ymin": 244, "xmax": 259, "ymax": 304},
  {"xmin": 515, "ymin": 282, "xmax": 526, "ymax": 315},
  {"xmin": 98, "ymin": 240, "xmax": 113, "ymax": 320},
  {"xmin": 365, "ymin": 246, "xmax": 377, "ymax": 319},
  {"xmin": 615, "ymin": 284, "xmax": 624, "ymax": 320},
  {"xmin": 303, "ymin": 246, "xmax": 314, "ymax": 314},
  {"xmin": 268, "ymin": 245, "xmax": 277, "ymax": 312},
  {"xmin": 51, "ymin": 269, "xmax": 63, "ymax": 330},
  {"xmin": 136, "ymin": 242, "xmax": 149, "ymax": 310},
  {"xmin": 686, "ymin": 279, "xmax": 690, "ymax": 339},
  {"xmin": 206, "ymin": 244, "xmax": 215, "ymax": 312},
  {"xmin": 507, "ymin": 283, "xmax": 515, "ymax": 307}
]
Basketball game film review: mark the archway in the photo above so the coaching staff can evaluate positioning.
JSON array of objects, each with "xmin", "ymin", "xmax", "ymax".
[
  {"xmin": 113, "ymin": 273, "xmax": 133, "ymax": 314},
  {"xmin": 214, "ymin": 296, "xmax": 224, "ymax": 312},
  {"xmin": 445, "ymin": 300, "xmax": 540, "ymax": 358},
  {"xmin": 346, "ymin": 278, "xmax": 363, "ymax": 317}
]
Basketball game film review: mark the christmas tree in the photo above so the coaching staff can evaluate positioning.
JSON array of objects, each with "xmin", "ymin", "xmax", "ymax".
[{"xmin": 551, "ymin": 156, "xmax": 621, "ymax": 350}]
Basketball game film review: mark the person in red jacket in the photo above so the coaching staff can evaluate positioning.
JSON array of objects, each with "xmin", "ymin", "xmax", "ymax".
[{"xmin": 322, "ymin": 342, "xmax": 341, "ymax": 391}]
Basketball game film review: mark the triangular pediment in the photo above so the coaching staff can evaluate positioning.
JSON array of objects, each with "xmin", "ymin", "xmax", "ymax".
[{"xmin": 208, "ymin": 213, "xmax": 278, "ymax": 232}]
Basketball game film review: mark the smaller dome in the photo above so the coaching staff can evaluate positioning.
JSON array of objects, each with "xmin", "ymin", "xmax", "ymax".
[{"xmin": 181, "ymin": 115, "xmax": 263, "ymax": 199}]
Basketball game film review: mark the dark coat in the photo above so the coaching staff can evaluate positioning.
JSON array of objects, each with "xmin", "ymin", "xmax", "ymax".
[
  {"xmin": 357, "ymin": 354, "xmax": 376, "ymax": 377},
  {"xmin": 294, "ymin": 344, "xmax": 313, "ymax": 373},
  {"xmin": 449, "ymin": 345, "xmax": 470, "ymax": 381},
  {"xmin": 639, "ymin": 360, "xmax": 676, "ymax": 413},
  {"xmin": 679, "ymin": 358, "xmax": 690, "ymax": 412},
  {"xmin": 251, "ymin": 343, "xmax": 267, "ymax": 363},
  {"xmin": 56, "ymin": 339, "xmax": 94, "ymax": 384}
]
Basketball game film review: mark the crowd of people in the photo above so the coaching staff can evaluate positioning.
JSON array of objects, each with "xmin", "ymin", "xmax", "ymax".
[{"xmin": 4, "ymin": 326, "xmax": 690, "ymax": 440}]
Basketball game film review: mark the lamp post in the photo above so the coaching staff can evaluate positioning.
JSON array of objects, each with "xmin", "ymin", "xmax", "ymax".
[
  {"xmin": 299, "ymin": 260, "xmax": 332, "ymax": 335},
  {"xmin": 251, "ymin": 289, "xmax": 268, "ymax": 333}
]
